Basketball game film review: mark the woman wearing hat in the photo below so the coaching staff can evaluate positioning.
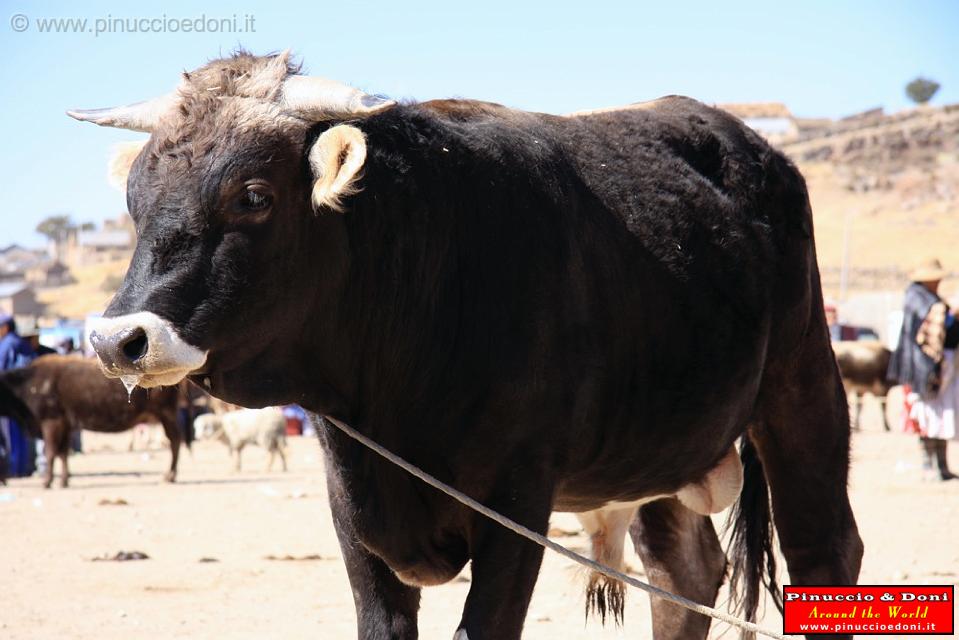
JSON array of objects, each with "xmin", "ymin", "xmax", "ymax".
[{"xmin": 887, "ymin": 258, "xmax": 959, "ymax": 481}]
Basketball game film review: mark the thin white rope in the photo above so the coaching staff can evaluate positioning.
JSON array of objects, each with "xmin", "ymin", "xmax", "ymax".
[{"xmin": 325, "ymin": 417, "xmax": 790, "ymax": 639}]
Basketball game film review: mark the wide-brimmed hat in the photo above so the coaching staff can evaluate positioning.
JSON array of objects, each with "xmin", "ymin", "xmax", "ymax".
[
  {"xmin": 910, "ymin": 258, "xmax": 948, "ymax": 282},
  {"xmin": 19, "ymin": 325, "xmax": 40, "ymax": 338}
]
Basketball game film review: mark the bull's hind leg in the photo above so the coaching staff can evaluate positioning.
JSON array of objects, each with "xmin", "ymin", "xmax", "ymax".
[
  {"xmin": 852, "ymin": 392, "xmax": 863, "ymax": 431},
  {"xmin": 41, "ymin": 421, "xmax": 60, "ymax": 489},
  {"xmin": 628, "ymin": 498, "xmax": 726, "ymax": 640},
  {"xmin": 754, "ymin": 333, "xmax": 863, "ymax": 637},
  {"xmin": 159, "ymin": 414, "xmax": 181, "ymax": 482},
  {"xmin": 575, "ymin": 506, "xmax": 635, "ymax": 625},
  {"xmin": 58, "ymin": 449, "xmax": 70, "ymax": 488}
]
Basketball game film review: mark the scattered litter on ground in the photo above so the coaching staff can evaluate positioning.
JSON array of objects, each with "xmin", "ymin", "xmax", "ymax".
[
  {"xmin": 263, "ymin": 554, "xmax": 325, "ymax": 562},
  {"xmin": 198, "ymin": 557, "xmax": 220, "ymax": 563},
  {"xmin": 91, "ymin": 551, "xmax": 150, "ymax": 562},
  {"xmin": 98, "ymin": 498, "xmax": 129, "ymax": 506},
  {"xmin": 547, "ymin": 526, "xmax": 580, "ymax": 538}
]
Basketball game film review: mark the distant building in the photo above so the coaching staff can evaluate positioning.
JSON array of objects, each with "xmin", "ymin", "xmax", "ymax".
[
  {"xmin": 25, "ymin": 260, "xmax": 75, "ymax": 288},
  {"xmin": 0, "ymin": 244, "xmax": 48, "ymax": 279},
  {"xmin": 0, "ymin": 271, "xmax": 24, "ymax": 284},
  {"xmin": 0, "ymin": 282, "xmax": 45, "ymax": 317},
  {"xmin": 77, "ymin": 229, "xmax": 132, "ymax": 254},
  {"xmin": 62, "ymin": 223, "xmax": 134, "ymax": 266}
]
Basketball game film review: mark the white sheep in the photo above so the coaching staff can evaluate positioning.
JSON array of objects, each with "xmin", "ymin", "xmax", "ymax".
[{"xmin": 194, "ymin": 407, "xmax": 288, "ymax": 472}]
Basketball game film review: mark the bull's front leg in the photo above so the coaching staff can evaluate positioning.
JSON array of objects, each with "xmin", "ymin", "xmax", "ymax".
[
  {"xmin": 455, "ymin": 459, "xmax": 553, "ymax": 640},
  {"xmin": 327, "ymin": 471, "xmax": 421, "ymax": 639}
]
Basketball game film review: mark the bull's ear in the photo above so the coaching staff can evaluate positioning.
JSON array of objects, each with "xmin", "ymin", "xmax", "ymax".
[
  {"xmin": 107, "ymin": 140, "xmax": 148, "ymax": 192},
  {"xmin": 308, "ymin": 125, "xmax": 367, "ymax": 213}
]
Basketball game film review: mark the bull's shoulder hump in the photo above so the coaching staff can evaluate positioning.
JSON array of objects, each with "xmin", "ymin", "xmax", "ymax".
[{"xmin": 417, "ymin": 99, "xmax": 519, "ymax": 122}]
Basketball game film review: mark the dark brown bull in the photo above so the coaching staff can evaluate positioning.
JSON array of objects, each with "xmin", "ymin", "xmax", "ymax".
[
  {"xmin": 834, "ymin": 341, "xmax": 894, "ymax": 430},
  {"xmin": 69, "ymin": 52, "xmax": 863, "ymax": 640},
  {"xmin": 0, "ymin": 355, "xmax": 183, "ymax": 488}
]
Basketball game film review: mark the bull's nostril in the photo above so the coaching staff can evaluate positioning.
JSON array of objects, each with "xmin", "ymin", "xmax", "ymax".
[{"xmin": 120, "ymin": 328, "xmax": 149, "ymax": 362}]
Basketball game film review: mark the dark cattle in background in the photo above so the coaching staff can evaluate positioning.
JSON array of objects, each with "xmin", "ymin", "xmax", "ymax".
[
  {"xmin": 0, "ymin": 355, "xmax": 183, "ymax": 488},
  {"xmin": 834, "ymin": 341, "xmax": 894, "ymax": 431},
  {"xmin": 71, "ymin": 52, "xmax": 863, "ymax": 640}
]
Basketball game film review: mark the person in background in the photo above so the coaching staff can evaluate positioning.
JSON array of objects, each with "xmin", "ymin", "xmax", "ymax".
[
  {"xmin": 19, "ymin": 327, "xmax": 55, "ymax": 476},
  {"xmin": 21, "ymin": 327, "xmax": 56, "ymax": 358},
  {"xmin": 887, "ymin": 258, "xmax": 959, "ymax": 481},
  {"xmin": 825, "ymin": 303, "xmax": 842, "ymax": 341},
  {"xmin": 57, "ymin": 337, "xmax": 77, "ymax": 355},
  {"xmin": 0, "ymin": 313, "xmax": 37, "ymax": 478}
]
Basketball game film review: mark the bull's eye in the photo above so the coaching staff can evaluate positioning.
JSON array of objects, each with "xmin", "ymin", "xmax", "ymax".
[
  {"xmin": 225, "ymin": 181, "xmax": 274, "ymax": 224},
  {"xmin": 241, "ymin": 186, "xmax": 272, "ymax": 211}
]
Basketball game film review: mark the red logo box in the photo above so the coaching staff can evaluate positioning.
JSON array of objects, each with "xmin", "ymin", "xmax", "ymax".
[{"xmin": 783, "ymin": 585, "xmax": 954, "ymax": 636}]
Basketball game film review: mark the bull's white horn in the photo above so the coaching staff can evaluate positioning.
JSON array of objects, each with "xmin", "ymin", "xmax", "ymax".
[
  {"xmin": 281, "ymin": 75, "xmax": 395, "ymax": 117},
  {"xmin": 66, "ymin": 91, "xmax": 178, "ymax": 132}
]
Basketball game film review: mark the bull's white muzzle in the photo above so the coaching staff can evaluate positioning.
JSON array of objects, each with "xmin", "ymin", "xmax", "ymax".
[{"xmin": 88, "ymin": 311, "xmax": 208, "ymax": 388}]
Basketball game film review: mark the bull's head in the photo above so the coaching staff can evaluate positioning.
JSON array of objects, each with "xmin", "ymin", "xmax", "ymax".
[{"xmin": 69, "ymin": 52, "xmax": 393, "ymax": 404}]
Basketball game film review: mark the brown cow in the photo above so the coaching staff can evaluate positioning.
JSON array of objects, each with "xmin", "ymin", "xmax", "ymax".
[
  {"xmin": 0, "ymin": 355, "xmax": 183, "ymax": 488},
  {"xmin": 834, "ymin": 340, "xmax": 894, "ymax": 431}
]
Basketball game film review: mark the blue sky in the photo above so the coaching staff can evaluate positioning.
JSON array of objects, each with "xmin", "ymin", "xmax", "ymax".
[{"xmin": 1, "ymin": 0, "xmax": 957, "ymax": 247}]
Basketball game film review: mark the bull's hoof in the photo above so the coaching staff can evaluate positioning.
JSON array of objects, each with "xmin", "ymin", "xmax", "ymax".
[
  {"xmin": 163, "ymin": 471, "xmax": 177, "ymax": 483},
  {"xmin": 60, "ymin": 479, "xmax": 69, "ymax": 488}
]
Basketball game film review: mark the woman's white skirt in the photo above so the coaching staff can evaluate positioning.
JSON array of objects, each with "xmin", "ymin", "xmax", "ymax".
[{"xmin": 908, "ymin": 350, "xmax": 959, "ymax": 440}]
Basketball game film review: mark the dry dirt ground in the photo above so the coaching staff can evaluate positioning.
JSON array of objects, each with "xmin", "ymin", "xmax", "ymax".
[{"xmin": 1, "ymin": 399, "xmax": 957, "ymax": 639}]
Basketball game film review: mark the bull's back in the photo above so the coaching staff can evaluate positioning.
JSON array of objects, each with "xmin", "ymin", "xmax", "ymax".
[
  {"xmin": 556, "ymin": 97, "xmax": 819, "ymax": 375},
  {"xmin": 560, "ymin": 96, "xmax": 808, "ymax": 272},
  {"xmin": 548, "ymin": 100, "xmax": 818, "ymax": 496},
  {"xmin": 363, "ymin": 100, "xmax": 819, "ymax": 500}
]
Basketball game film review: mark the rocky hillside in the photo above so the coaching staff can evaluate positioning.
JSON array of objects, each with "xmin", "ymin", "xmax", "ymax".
[
  {"xmin": 37, "ymin": 258, "xmax": 127, "ymax": 319},
  {"xmin": 778, "ymin": 104, "xmax": 959, "ymax": 299}
]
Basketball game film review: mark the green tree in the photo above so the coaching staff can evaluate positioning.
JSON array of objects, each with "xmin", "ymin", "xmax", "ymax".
[
  {"xmin": 35, "ymin": 215, "xmax": 75, "ymax": 244},
  {"xmin": 906, "ymin": 77, "xmax": 941, "ymax": 105}
]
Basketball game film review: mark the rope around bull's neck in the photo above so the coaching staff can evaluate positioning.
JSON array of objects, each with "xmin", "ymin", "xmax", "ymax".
[{"xmin": 325, "ymin": 417, "xmax": 790, "ymax": 639}]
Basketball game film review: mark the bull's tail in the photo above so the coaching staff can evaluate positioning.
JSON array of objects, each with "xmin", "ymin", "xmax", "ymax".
[
  {"xmin": 585, "ymin": 571, "xmax": 625, "ymax": 625},
  {"xmin": 725, "ymin": 436, "xmax": 783, "ymax": 638}
]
